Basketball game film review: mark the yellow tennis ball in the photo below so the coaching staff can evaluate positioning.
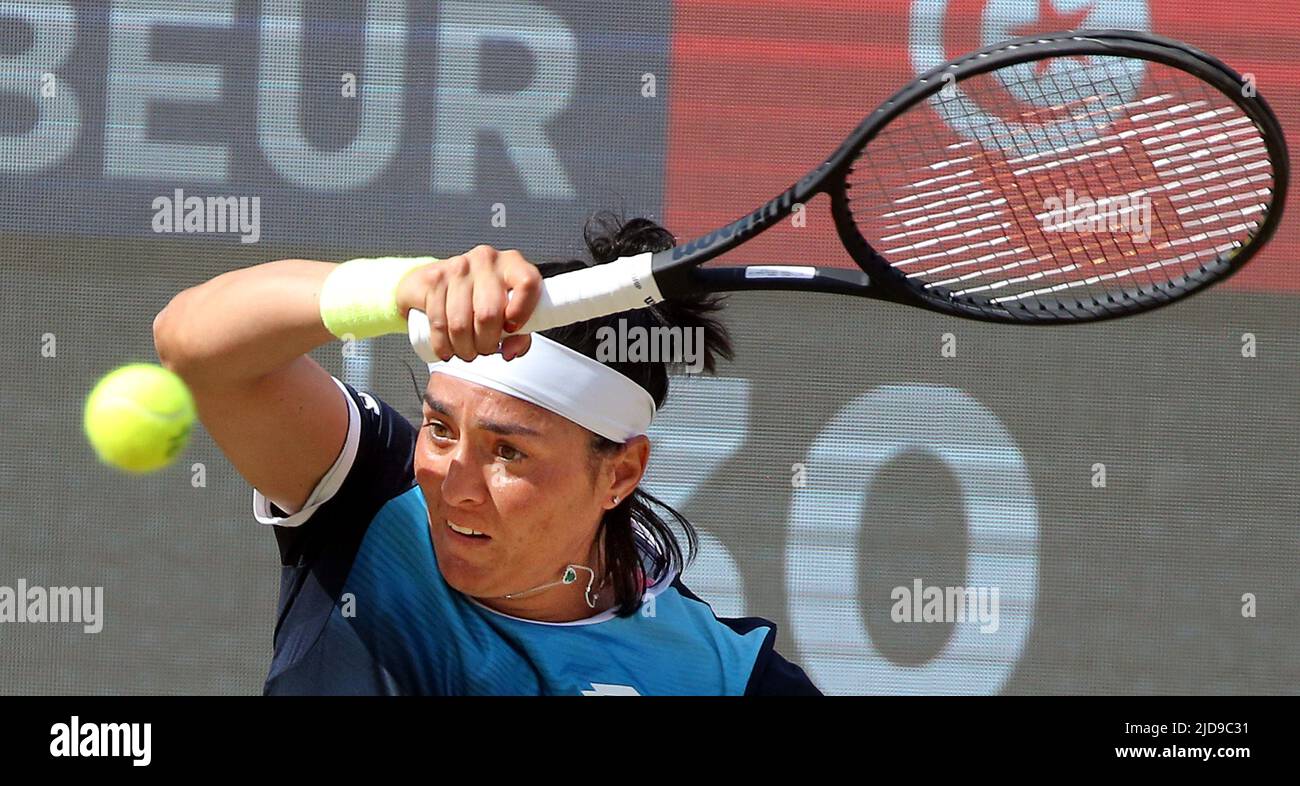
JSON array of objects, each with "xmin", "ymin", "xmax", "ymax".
[{"xmin": 84, "ymin": 363, "xmax": 196, "ymax": 474}]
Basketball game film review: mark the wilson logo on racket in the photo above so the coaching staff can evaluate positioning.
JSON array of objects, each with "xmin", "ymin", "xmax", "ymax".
[{"xmin": 672, "ymin": 192, "xmax": 796, "ymax": 262}]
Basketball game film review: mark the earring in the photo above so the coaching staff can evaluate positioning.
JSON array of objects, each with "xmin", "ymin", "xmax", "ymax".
[{"xmin": 612, "ymin": 495, "xmax": 620, "ymax": 505}]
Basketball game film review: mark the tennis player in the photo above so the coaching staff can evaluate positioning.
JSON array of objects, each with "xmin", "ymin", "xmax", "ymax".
[{"xmin": 152, "ymin": 214, "xmax": 819, "ymax": 695}]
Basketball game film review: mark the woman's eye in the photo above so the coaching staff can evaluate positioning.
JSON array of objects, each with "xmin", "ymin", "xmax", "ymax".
[
  {"xmin": 425, "ymin": 421, "xmax": 452, "ymax": 439},
  {"xmin": 496, "ymin": 444, "xmax": 524, "ymax": 462}
]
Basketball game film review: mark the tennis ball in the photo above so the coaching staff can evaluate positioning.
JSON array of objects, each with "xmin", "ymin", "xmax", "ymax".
[{"xmin": 84, "ymin": 363, "xmax": 196, "ymax": 474}]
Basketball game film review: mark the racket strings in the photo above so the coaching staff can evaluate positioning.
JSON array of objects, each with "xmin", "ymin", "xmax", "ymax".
[
  {"xmin": 919, "ymin": 69, "xmax": 1112, "ymax": 304},
  {"xmin": 1020, "ymin": 62, "xmax": 1179, "ymax": 302},
  {"xmin": 846, "ymin": 55, "xmax": 1277, "ymax": 317},
  {"xmin": 957, "ymin": 59, "xmax": 1176, "ymax": 302},
  {"xmin": 903, "ymin": 65, "xmax": 1252, "ymax": 304}
]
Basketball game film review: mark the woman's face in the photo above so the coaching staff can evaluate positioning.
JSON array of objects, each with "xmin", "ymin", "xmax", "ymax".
[{"xmin": 415, "ymin": 374, "xmax": 644, "ymax": 619}]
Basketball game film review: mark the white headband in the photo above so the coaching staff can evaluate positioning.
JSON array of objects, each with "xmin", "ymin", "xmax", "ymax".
[{"xmin": 427, "ymin": 334, "xmax": 655, "ymax": 443}]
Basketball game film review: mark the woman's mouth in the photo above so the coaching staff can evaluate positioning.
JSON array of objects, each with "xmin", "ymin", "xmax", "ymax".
[{"xmin": 445, "ymin": 520, "xmax": 491, "ymax": 541}]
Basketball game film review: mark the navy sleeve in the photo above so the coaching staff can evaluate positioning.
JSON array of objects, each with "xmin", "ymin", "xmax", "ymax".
[
  {"xmin": 670, "ymin": 577, "xmax": 822, "ymax": 695},
  {"xmin": 749, "ymin": 641, "xmax": 822, "ymax": 696},
  {"xmin": 259, "ymin": 380, "xmax": 419, "ymax": 691},
  {"xmin": 268, "ymin": 379, "xmax": 418, "ymax": 568}
]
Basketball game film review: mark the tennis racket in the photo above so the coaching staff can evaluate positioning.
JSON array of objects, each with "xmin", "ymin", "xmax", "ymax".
[{"xmin": 410, "ymin": 29, "xmax": 1288, "ymax": 361}]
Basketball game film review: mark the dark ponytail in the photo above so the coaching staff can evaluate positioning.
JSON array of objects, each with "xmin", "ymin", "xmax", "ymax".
[{"xmin": 539, "ymin": 211, "xmax": 733, "ymax": 616}]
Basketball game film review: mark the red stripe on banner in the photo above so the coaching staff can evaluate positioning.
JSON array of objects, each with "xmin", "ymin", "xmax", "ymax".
[
  {"xmin": 674, "ymin": 34, "xmax": 908, "ymax": 70},
  {"xmin": 667, "ymin": 0, "xmax": 1300, "ymax": 294}
]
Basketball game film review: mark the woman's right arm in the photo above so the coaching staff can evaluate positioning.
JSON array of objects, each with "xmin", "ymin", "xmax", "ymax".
[
  {"xmin": 151, "ymin": 248, "xmax": 541, "ymax": 515},
  {"xmin": 152, "ymin": 259, "xmax": 355, "ymax": 515}
]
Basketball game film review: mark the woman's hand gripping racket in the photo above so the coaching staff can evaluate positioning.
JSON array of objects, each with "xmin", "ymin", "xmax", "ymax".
[{"xmin": 410, "ymin": 29, "xmax": 1288, "ymax": 362}]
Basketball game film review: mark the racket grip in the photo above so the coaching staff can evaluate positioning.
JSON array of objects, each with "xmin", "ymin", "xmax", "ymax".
[{"xmin": 407, "ymin": 252, "xmax": 663, "ymax": 363}]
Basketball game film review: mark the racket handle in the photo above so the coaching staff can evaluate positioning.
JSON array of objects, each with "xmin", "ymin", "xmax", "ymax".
[{"xmin": 407, "ymin": 252, "xmax": 663, "ymax": 363}]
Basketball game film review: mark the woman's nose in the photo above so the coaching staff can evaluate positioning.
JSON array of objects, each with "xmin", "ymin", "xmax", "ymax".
[{"xmin": 438, "ymin": 444, "xmax": 489, "ymax": 507}]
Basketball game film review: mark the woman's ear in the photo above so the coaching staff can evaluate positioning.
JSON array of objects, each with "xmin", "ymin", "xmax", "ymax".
[{"xmin": 603, "ymin": 435, "xmax": 649, "ymax": 509}]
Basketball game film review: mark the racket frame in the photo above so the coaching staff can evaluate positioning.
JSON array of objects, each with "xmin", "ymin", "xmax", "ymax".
[
  {"xmin": 651, "ymin": 29, "xmax": 1289, "ymax": 324},
  {"xmin": 410, "ymin": 29, "xmax": 1290, "ymax": 360}
]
